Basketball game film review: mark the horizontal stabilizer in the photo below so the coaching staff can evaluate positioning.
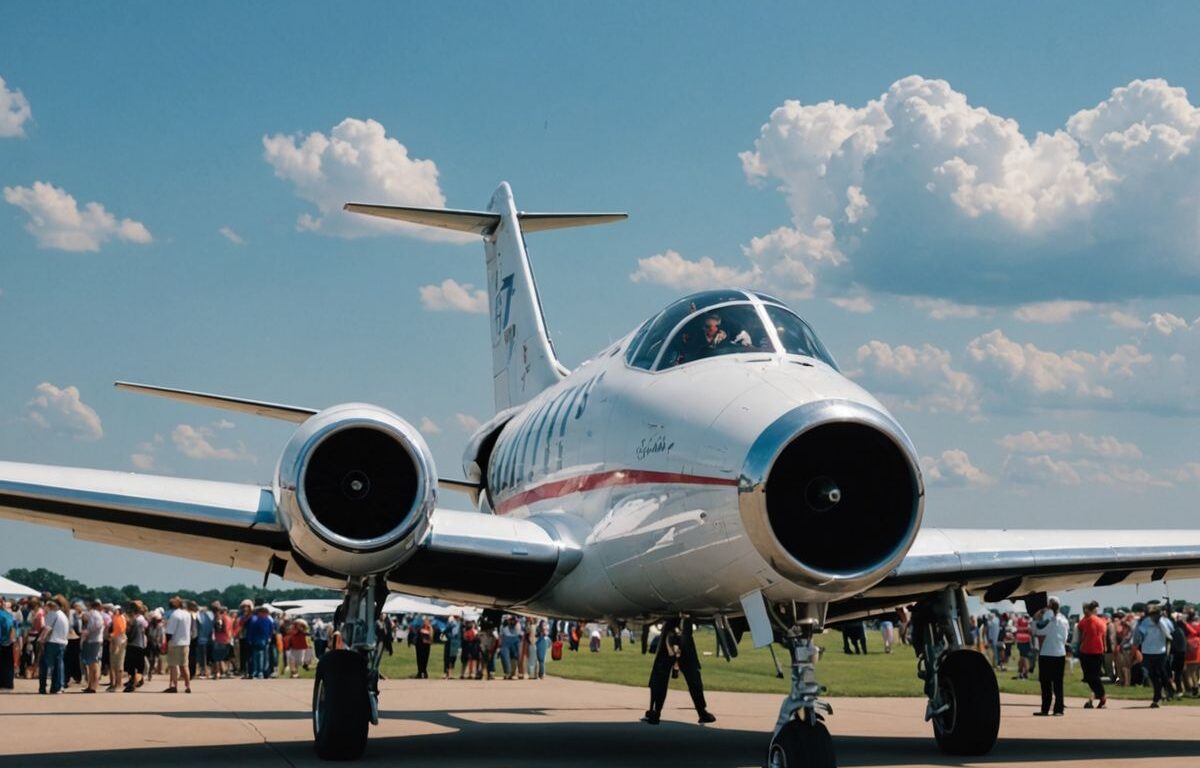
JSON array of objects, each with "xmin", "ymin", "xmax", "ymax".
[
  {"xmin": 115, "ymin": 381, "xmax": 318, "ymax": 423},
  {"xmin": 344, "ymin": 202, "xmax": 627, "ymax": 237}
]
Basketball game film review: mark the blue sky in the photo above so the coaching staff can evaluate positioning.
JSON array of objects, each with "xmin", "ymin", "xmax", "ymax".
[{"xmin": 2, "ymin": 3, "xmax": 1199, "ymax": 606}]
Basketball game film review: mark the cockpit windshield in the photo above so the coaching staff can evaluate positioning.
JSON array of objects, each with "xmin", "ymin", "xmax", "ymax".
[{"xmin": 624, "ymin": 289, "xmax": 837, "ymax": 371}]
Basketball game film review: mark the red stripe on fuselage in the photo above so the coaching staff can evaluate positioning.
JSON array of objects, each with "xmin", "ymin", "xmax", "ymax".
[{"xmin": 493, "ymin": 469, "xmax": 738, "ymax": 516}]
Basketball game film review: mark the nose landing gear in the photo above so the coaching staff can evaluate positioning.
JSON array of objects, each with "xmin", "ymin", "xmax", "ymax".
[{"xmin": 767, "ymin": 603, "xmax": 836, "ymax": 768}]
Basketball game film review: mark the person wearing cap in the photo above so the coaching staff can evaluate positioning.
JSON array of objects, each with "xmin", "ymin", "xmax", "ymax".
[
  {"xmin": 107, "ymin": 604, "xmax": 127, "ymax": 692},
  {"xmin": 1033, "ymin": 596, "xmax": 1069, "ymax": 716},
  {"xmin": 1077, "ymin": 601, "xmax": 1108, "ymax": 709},
  {"xmin": 245, "ymin": 605, "xmax": 274, "ymax": 679},
  {"xmin": 1133, "ymin": 600, "xmax": 1174, "ymax": 707},
  {"xmin": 38, "ymin": 597, "xmax": 69, "ymax": 694},
  {"xmin": 163, "ymin": 596, "xmax": 193, "ymax": 693}
]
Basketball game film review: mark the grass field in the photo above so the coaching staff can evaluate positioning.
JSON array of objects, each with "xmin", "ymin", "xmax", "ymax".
[{"xmin": 294, "ymin": 629, "xmax": 1196, "ymax": 705}]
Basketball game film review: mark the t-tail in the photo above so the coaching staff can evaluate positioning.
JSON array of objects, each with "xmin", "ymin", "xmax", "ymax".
[{"xmin": 345, "ymin": 182, "xmax": 626, "ymax": 412}]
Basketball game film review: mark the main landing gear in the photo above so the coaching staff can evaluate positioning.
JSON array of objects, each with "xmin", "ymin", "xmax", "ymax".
[
  {"xmin": 313, "ymin": 575, "xmax": 386, "ymax": 761},
  {"xmin": 912, "ymin": 586, "xmax": 1000, "ymax": 756},
  {"xmin": 767, "ymin": 603, "xmax": 836, "ymax": 768}
]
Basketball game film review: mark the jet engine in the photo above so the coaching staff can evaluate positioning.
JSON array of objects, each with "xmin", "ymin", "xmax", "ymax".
[
  {"xmin": 275, "ymin": 404, "xmax": 436, "ymax": 576},
  {"xmin": 739, "ymin": 400, "xmax": 924, "ymax": 599}
]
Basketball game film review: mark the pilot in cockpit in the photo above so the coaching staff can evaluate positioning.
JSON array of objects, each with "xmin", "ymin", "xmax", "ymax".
[{"xmin": 701, "ymin": 314, "xmax": 727, "ymax": 349}]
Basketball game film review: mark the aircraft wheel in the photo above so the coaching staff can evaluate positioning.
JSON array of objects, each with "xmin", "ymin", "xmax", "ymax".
[
  {"xmin": 932, "ymin": 649, "xmax": 1000, "ymax": 756},
  {"xmin": 767, "ymin": 718, "xmax": 836, "ymax": 768},
  {"xmin": 313, "ymin": 650, "xmax": 370, "ymax": 761}
]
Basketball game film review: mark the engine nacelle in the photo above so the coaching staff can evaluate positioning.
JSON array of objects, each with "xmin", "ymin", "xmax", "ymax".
[
  {"xmin": 739, "ymin": 400, "xmax": 924, "ymax": 600},
  {"xmin": 275, "ymin": 403, "xmax": 436, "ymax": 577}
]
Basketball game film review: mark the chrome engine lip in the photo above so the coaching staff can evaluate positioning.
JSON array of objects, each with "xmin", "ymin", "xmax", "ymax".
[
  {"xmin": 277, "ymin": 404, "xmax": 435, "ymax": 565},
  {"xmin": 737, "ymin": 399, "xmax": 925, "ymax": 594}
]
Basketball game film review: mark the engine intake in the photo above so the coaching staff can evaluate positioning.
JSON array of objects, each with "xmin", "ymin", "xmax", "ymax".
[
  {"xmin": 275, "ymin": 404, "xmax": 435, "ymax": 576},
  {"xmin": 739, "ymin": 400, "xmax": 923, "ymax": 598}
]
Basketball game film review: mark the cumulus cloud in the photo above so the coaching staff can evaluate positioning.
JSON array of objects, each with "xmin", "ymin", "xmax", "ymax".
[
  {"xmin": 739, "ymin": 76, "xmax": 1200, "ymax": 304},
  {"xmin": 418, "ymin": 417, "xmax": 441, "ymax": 435},
  {"xmin": 130, "ymin": 452, "xmax": 156, "ymax": 471},
  {"xmin": 27, "ymin": 383, "xmax": 103, "ymax": 441},
  {"xmin": 3, "ymin": 182, "xmax": 153, "ymax": 252},
  {"xmin": 998, "ymin": 430, "xmax": 1142, "ymax": 460},
  {"xmin": 1012, "ymin": 300, "xmax": 1100, "ymax": 324},
  {"xmin": 851, "ymin": 340, "xmax": 978, "ymax": 414},
  {"xmin": 218, "ymin": 226, "xmax": 244, "ymax": 245},
  {"xmin": 630, "ymin": 250, "xmax": 759, "ymax": 293},
  {"xmin": 998, "ymin": 430, "xmax": 1074, "ymax": 454},
  {"xmin": 454, "ymin": 413, "xmax": 481, "ymax": 432},
  {"xmin": 419, "ymin": 278, "xmax": 488, "ymax": 314},
  {"xmin": 0, "ymin": 75, "xmax": 31, "ymax": 138},
  {"xmin": 171, "ymin": 423, "xmax": 254, "ymax": 462},
  {"xmin": 1002, "ymin": 454, "xmax": 1083, "ymax": 486},
  {"xmin": 922, "ymin": 449, "xmax": 993, "ymax": 488},
  {"xmin": 829, "ymin": 295, "xmax": 874, "ymax": 313},
  {"xmin": 908, "ymin": 298, "xmax": 990, "ymax": 321},
  {"xmin": 263, "ymin": 117, "xmax": 470, "ymax": 243}
]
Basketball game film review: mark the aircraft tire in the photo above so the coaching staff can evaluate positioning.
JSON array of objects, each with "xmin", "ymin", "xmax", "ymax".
[
  {"xmin": 932, "ymin": 649, "xmax": 1000, "ymax": 756},
  {"xmin": 313, "ymin": 650, "xmax": 370, "ymax": 761},
  {"xmin": 767, "ymin": 718, "xmax": 836, "ymax": 768}
]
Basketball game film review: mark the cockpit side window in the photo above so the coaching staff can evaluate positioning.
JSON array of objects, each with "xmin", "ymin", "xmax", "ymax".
[
  {"xmin": 656, "ymin": 303, "xmax": 774, "ymax": 370},
  {"xmin": 764, "ymin": 305, "xmax": 838, "ymax": 370}
]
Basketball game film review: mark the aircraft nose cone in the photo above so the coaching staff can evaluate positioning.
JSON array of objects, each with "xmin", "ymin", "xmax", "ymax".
[{"xmin": 805, "ymin": 476, "xmax": 841, "ymax": 513}]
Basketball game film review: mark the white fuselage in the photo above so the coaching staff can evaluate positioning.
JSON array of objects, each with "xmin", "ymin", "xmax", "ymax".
[{"xmin": 472, "ymin": 325, "xmax": 914, "ymax": 620}]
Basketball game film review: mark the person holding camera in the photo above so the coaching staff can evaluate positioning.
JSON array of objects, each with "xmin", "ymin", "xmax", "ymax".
[{"xmin": 1033, "ymin": 596, "xmax": 1069, "ymax": 716}]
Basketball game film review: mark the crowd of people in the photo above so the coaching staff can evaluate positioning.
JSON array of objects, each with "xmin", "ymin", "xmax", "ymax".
[
  {"xmin": 0, "ymin": 593, "xmax": 330, "ymax": 694},
  {"xmin": 398, "ymin": 615, "xmax": 600, "ymax": 680}
]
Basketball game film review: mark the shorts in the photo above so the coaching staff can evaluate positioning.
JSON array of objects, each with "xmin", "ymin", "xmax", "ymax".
[
  {"xmin": 287, "ymin": 649, "xmax": 307, "ymax": 666},
  {"xmin": 1018, "ymin": 642, "xmax": 1033, "ymax": 659},
  {"xmin": 82, "ymin": 642, "xmax": 103, "ymax": 666},
  {"xmin": 166, "ymin": 644, "xmax": 189, "ymax": 668}
]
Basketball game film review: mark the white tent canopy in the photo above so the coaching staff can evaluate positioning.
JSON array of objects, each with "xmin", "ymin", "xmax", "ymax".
[
  {"xmin": 0, "ymin": 575, "xmax": 39, "ymax": 599},
  {"xmin": 382, "ymin": 593, "xmax": 480, "ymax": 620}
]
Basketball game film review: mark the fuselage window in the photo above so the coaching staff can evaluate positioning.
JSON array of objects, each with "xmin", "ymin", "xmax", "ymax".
[
  {"xmin": 764, "ymin": 305, "xmax": 839, "ymax": 370},
  {"xmin": 656, "ymin": 303, "xmax": 774, "ymax": 370}
]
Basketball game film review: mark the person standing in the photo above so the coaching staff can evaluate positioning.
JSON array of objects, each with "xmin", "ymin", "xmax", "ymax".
[
  {"xmin": 194, "ymin": 602, "xmax": 213, "ymax": 679},
  {"xmin": 533, "ymin": 619, "xmax": 549, "ymax": 679},
  {"xmin": 986, "ymin": 612, "xmax": 1003, "ymax": 671},
  {"xmin": 415, "ymin": 616, "xmax": 432, "ymax": 679},
  {"xmin": 38, "ymin": 598, "xmax": 68, "ymax": 694},
  {"xmin": 312, "ymin": 616, "xmax": 328, "ymax": 659},
  {"xmin": 107, "ymin": 605, "xmax": 127, "ymax": 692},
  {"xmin": 442, "ymin": 615, "xmax": 461, "ymax": 680},
  {"xmin": 65, "ymin": 602, "xmax": 82, "ymax": 686},
  {"xmin": 1182, "ymin": 607, "xmax": 1200, "ymax": 696},
  {"xmin": 1077, "ymin": 601, "xmax": 1108, "ymax": 709},
  {"xmin": 245, "ymin": 606, "xmax": 273, "ymax": 679},
  {"xmin": 0, "ymin": 598, "xmax": 15, "ymax": 690},
  {"xmin": 1032, "ymin": 596, "xmax": 1069, "ymax": 716},
  {"xmin": 163, "ymin": 596, "xmax": 193, "ymax": 693},
  {"xmin": 123, "ymin": 601, "xmax": 148, "ymax": 692},
  {"xmin": 1014, "ymin": 613, "xmax": 1033, "ymax": 680},
  {"xmin": 1134, "ymin": 601, "xmax": 1174, "ymax": 707},
  {"xmin": 80, "ymin": 600, "xmax": 104, "ymax": 693},
  {"xmin": 500, "ymin": 616, "xmax": 520, "ymax": 679},
  {"xmin": 641, "ymin": 618, "xmax": 715, "ymax": 725}
]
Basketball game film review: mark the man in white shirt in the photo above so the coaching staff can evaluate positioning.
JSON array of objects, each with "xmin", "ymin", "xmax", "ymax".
[
  {"xmin": 1032, "ymin": 596, "xmax": 1070, "ymax": 716},
  {"xmin": 1134, "ymin": 601, "xmax": 1175, "ymax": 707},
  {"xmin": 38, "ymin": 599, "xmax": 69, "ymax": 694},
  {"xmin": 163, "ymin": 596, "xmax": 193, "ymax": 693}
]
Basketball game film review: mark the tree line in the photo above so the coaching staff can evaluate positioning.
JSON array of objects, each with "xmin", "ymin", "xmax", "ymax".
[{"xmin": 4, "ymin": 567, "xmax": 336, "ymax": 609}]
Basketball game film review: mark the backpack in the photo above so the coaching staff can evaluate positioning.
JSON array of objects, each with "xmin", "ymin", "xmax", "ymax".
[{"xmin": 551, "ymin": 639, "xmax": 563, "ymax": 661}]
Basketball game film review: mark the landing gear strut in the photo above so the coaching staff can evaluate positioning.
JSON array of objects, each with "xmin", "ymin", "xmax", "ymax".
[
  {"xmin": 912, "ymin": 587, "xmax": 1000, "ymax": 756},
  {"xmin": 313, "ymin": 575, "xmax": 386, "ymax": 761},
  {"xmin": 767, "ymin": 603, "xmax": 836, "ymax": 768}
]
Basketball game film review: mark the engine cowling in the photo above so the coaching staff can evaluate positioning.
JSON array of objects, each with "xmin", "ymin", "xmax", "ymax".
[
  {"xmin": 275, "ymin": 403, "xmax": 436, "ymax": 576},
  {"xmin": 739, "ymin": 400, "xmax": 924, "ymax": 600}
]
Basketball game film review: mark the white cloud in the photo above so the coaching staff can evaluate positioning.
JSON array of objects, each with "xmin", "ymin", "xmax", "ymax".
[
  {"xmin": 1002, "ymin": 454, "xmax": 1083, "ymax": 486},
  {"xmin": 218, "ymin": 226, "xmax": 244, "ymax": 245},
  {"xmin": 739, "ymin": 76, "xmax": 1200, "ymax": 303},
  {"xmin": 829, "ymin": 295, "xmax": 874, "ymax": 313},
  {"xmin": 418, "ymin": 417, "xmax": 441, "ymax": 435},
  {"xmin": 262, "ymin": 117, "xmax": 470, "ymax": 243},
  {"xmin": 0, "ymin": 75, "xmax": 31, "ymax": 138},
  {"xmin": 419, "ymin": 278, "xmax": 488, "ymax": 314},
  {"xmin": 131, "ymin": 452, "xmax": 156, "ymax": 471},
  {"xmin": 1075, "ymin": 433, "xmax": 1142, "ymax": 460},
  {"xmin": 1149, "ymin": 312, "xmax": 1192, "ymax": 336},
  {"xmin": 171, "ymin": 424, "xmax": 254, "ymax": 462},
  {"xmin": 3, "ymin": 182, "xmax": 152, "ymax": 252},
  {"xmin": 922, "ymin": 449, "xmax": 993, "ymax": 488},
  {"xmin": 27, "ymin": 383, "xmax": 103, "ymax": 441},
  {"xmin": 630, "ymin": 250, "xmax": 759, "ymax": 293},
  {"xmin": 1013, "ymin": 300, "xmax": 1099, "ymax": 324},
  {"xmin": 454, "ymin": 413, "xmax": 481, "ymax": 432},
  {"xmin": 908, "ymin": 297, "xmax": 990, "ymax": 321},
  {"xmin": 851, "ymin": 340, "xmax": 979, "ymax": 414},
  {"xmin": 998, "ymin": 430, "xmax": 1074, "ymax": 454}
]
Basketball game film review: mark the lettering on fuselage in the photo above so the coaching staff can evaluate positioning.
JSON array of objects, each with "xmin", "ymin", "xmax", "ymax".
[
  {"xmin": 635, "ymin": 433, "xmax": 673, "ymax": 461},
  {"xmin": 489, "ymin": 371, "xmax": 606, "ymax": 495}
]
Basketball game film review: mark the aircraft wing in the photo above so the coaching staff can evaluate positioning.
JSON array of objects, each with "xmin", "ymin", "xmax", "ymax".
[
  {"xmin": 856, "ymin": 527, "xmax": 1200, "ymax": 610},
  {"xmin": 0, "ymin": 460, "xmax": 565, "ymax": 601}
]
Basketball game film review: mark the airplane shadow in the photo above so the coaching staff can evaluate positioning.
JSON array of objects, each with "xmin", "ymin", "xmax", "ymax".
[{"xmin": 3, "ymin": 710, "xmax": 1199, "ymax": 768}]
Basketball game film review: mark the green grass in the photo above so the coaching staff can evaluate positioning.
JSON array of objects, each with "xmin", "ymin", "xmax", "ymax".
[{"xmin": 294, "ymin": 631, "xmax": 1196, "ymax": 704}]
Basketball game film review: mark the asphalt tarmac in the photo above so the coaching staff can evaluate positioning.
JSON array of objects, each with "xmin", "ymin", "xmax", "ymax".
[{"xmin": 1, "ymin": 674, "xmax": 1197, "ymax": 767}]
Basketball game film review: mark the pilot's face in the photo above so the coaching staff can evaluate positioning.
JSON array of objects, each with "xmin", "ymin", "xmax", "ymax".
[{"xmin": 704, "ymin": 319, "xmax": 720, "ymax": 337}]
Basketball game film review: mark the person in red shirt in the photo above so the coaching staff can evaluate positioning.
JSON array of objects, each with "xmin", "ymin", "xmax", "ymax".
[
  {"xmin": 285, "ymin": 620, "xmax": 309, "ymax": 679},
  {"xmin": 1014, "ymin": 614, "xmax": 1034, "ymax": 680},
  {"xmin": 1182, "ymin": 608, "xmax": 1200, "ymax": 696},
  {"xmin": 1077, "ymin": 600, "xmax": 1109, "ymax": 708}
]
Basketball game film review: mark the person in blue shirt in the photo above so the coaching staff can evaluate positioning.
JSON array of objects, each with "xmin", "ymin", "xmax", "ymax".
[
  {"xmin": 1134, "ymin": 601, "xmax": 1175, "ymax": 707},
  {"xmin": 245, "ymin": 606, "xmax": 275, "ymax": 680},
  {"xmin": 0, "ymin": 599, "xmax": 16, "ymax": 690}
]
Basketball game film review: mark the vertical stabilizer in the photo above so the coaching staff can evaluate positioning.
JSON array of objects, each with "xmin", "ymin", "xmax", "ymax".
[
  {"xmin": 343, "ymin": 183, "xmax": 626, "ymax": 412},
  {"xmin": 485, "ymin": 182, "xmax": 566, "ymax": 410}
]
